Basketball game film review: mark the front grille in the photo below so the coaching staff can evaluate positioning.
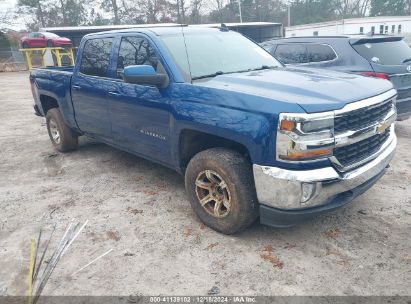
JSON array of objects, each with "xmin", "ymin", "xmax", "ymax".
[
  {"xmin": 334, "ymin": 99, "xmax": 393, "ymax": 133},
  {"xmin": 333, "ymin": 129, "xmax": 391, "ymax": 168}
]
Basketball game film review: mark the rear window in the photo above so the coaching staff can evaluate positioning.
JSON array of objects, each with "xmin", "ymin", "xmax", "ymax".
[
  {"xmin": 275, "ymin": 44, "xmax": 308, "ymax": 64},
  {"xmin": 80, "ymin": 38, "xmax": 114, "ymax": 77},
  {"xmin": 307, "ymin": 44, "xmax": 337, "ymax": 62},
  {"xmin": 352, "ymin": 39, "xmax": 411, "ymax": 65}
]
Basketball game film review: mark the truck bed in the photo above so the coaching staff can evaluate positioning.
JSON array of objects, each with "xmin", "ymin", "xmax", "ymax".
[{"xmin": 30, "ymin": 66, "xmax": 78, "ymax": 129}]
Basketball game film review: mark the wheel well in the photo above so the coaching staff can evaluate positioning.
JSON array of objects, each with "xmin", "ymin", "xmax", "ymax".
[
  {"xmin": 179, "ymin": 129, "xmax": 251, "ymax": 170},
  {"xmin": 40, "ymin": 95, "xmax": 58, "ymax": 115}
]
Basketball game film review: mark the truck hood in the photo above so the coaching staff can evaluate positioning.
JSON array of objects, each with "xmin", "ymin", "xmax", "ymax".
[{"xmin": 197, "ymin": 67, "xmax": 394, "ymax": 113}]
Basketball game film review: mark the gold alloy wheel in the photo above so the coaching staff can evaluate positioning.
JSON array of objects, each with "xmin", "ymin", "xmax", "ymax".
[{"xmin": 195, "ymin": 170, "xmax": 231, "ymax": 218}]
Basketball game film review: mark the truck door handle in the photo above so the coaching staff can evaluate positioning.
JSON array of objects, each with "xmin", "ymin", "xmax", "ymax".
[
  {"xmin": 72, "ymin": 85, "xmax": 81, "ymax": 90},
  {"xmin": 108, "ymin": 91, "xmax": 120, "ymax": 97}
]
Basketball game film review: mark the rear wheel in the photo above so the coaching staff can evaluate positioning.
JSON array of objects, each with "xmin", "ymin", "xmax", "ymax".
[
  {"xmin": 185, "ymin": 148, "xmax": 259, "ymax": 234},
  {"xmin": 47, "ymin": 40, "xmax": 53, "ymax": 47},
  {"xmin": 46, "ymin": 108, "xmax": 78, "ymax": 152}
]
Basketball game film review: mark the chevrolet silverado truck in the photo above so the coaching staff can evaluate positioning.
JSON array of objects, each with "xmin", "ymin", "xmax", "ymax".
[{"xmin": 30, "ymin": 26, "xmax": 398, "ymax": 234}]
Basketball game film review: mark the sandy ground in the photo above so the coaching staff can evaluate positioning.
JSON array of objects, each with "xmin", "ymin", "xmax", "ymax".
[{"xmin": 0, "ymin": 71, "xmax": 410, "ymax": 297}]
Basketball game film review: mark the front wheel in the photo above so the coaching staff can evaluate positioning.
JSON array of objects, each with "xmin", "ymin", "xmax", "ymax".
[
  {"xmin": 46, "ymin": 108, "xmax": 78, "ymax": 152},
  {"xmin": 185, "ymin": 148, "xmax": 259, "ymax": 234},
  {"xmin": 47, "ymin": 40, "xmax": 53, "ymax": 47}
]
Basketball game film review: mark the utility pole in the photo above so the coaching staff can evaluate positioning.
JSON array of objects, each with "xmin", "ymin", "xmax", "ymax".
[
  {"xmin": 287, "ymin": 5, "xmax": 291, "ymax": 27},
  {"xmin": 238, "ymin": 0, "xmax": 243, "ymax": 23}
]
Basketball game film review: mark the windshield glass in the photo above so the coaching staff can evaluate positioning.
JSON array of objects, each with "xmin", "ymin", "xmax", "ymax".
[
  {"xmin": 42, "ymin": 32, "xmax": 59, "ymax": 38},
  {"xmin": 160, "ymin": 30, "xmax": 282, "ymax": 81},
  {"xmin": 352, "ymin": 39, "xmax": 411, "ymax": 65}
]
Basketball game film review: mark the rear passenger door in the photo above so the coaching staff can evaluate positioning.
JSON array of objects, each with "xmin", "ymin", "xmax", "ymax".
[
  {"xmin": 71, "ymin": 37, "xmax": 115, "ymax": 142},
  {"xmin": 107, "ymin": 35, "xmax": 172, "ymax": 164}
]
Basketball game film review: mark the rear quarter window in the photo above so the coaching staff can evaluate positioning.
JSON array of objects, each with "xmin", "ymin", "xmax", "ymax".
[
  {"xmin": 274, "ymin": 44, "xmax": 308, "ymax": 64},
  {"xmin": 306, "ymin": 44, "xmax": 337, "ymax": 62},
  {"xmin": 352, "ymin": 39, "xmax": 411, "ymax": 65},
  {"xmin": 80, "ymin": 38, "xmax": 114, "ymax": 77}
]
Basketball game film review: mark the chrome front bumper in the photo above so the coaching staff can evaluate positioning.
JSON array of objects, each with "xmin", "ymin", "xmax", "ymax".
[{"xmin": 253, "ymin": 132, "xmax": 397, "ymax": 210}]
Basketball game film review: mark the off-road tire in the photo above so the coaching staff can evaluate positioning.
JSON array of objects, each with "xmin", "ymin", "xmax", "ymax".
[
  {"xmin": 46, "ymin": 108, "xmax": 78, "ymax": 152},
  {"xmin": 185, "ymin": 148, "xmax": 259, "ymax": 234}
]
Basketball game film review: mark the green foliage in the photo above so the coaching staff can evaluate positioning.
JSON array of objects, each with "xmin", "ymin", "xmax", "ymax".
[
  {"xmin": 289, "ymin": 0, "xmax": 336, "ymax": 25},
  {"xmin": 370, "ymin": 0, "xmax": 410, "ymax": 16},
  {"xmin": 0, "ymin": 32, "xmax": 11, "ymax": 50},
  {"xmin": 12, "ymin": 0, "xmax": 411, "ymax": 30}
]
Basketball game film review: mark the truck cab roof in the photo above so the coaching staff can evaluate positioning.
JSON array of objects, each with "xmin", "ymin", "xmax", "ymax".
[{"xmin": 84, "ymin": 26, "xmax": 224, "ymax": 39}]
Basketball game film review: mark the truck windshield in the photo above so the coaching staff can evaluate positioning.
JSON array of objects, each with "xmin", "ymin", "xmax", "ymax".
[
  {"xmin": 160, "ymin": 30, "xmax": 282, "ymax": 81},
  {"xmin": 352, "ymin": 39, "xmax": 411, "ymax": 65}
]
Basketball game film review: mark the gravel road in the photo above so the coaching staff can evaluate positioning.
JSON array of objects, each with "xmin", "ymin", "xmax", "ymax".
[{"xmin": 0, "ymin": 71, "xmax": 410, "ymax": 296}]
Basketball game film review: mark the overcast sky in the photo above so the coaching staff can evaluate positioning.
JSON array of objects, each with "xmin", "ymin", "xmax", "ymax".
[{"xmin": 1, "ymin": 0, "xmax": 29, "ymax": 30}]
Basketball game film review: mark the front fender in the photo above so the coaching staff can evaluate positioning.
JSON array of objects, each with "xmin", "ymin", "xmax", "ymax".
[{"xmin": 171, "ymin": 100, "xmax": 276, "ymax": 168}]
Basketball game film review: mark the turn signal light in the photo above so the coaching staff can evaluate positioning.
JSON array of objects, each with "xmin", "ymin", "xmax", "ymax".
[
  {"xmin": 280, "ymin": 119, "xmax": 295, "ymax": 131},
  {"xmin": 279, "ymin": 148, "xmax": 332, "ymax": 161}
]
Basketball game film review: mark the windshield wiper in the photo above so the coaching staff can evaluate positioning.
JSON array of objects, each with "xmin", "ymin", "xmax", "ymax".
[
  {"xmin": 231, "ymin": 65, "xmax": 279, "ymax": 74},
  {"xmin": 192, "ymin": 66, "xmax": 278, "ymax": 80},
  {"xmin": 192, "ymin": 71, "xmax": 224, "ymax": 80},
  {"xmin": 402, "ymin": 58, "xmax": 411, "ymax": 63},
  {"xmin": 249, "ymin": 65, "xmax": 278, "ymax": 71}
]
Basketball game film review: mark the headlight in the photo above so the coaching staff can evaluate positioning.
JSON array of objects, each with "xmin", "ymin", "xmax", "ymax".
[{"xmin": 277, "ymin": 112, "xmax": 334, "ymax": 162}]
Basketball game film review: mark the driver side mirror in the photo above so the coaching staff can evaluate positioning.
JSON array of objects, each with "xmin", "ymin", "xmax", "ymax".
[{"xmin": 123, "ymin": 65, "xmax": 168, "ymax": 88}]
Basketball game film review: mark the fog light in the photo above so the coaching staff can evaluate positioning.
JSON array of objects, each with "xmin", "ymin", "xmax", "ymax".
[{"xmin": 301, "ymin": 182, "xmax": 316, "ymax": 204}]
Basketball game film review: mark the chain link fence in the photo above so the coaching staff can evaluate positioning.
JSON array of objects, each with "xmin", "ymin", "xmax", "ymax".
[{"xmin": 0, "ymin": 47, "xmax": 27, "ymax": 72}]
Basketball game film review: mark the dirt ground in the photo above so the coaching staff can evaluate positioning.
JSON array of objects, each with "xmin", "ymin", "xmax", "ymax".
[{"xmin": 0, "ymin": 71, "xmax": 410, "ymax": 297}]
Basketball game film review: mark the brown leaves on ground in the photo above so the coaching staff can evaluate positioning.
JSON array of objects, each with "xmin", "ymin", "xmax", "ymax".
[
  {"xmin": 126, "ymin": 207, "xmax": 143, "ymax": 215},
  {"xmin": 206, "ymin": 242, "xmax": 219, "ymax": 250},
  {"xmin": 106, "ymin": 230, "xmax": 121, "ymax": 241},
  {"xmin": 183, "ymin": 227, "xmax": 192, "ymax": 237},
  {"xmin": 325, "ymin": 228, "xmax": 341, "ymax": 239},
  {"xmin": 325, "ymin": 247, "xmax": 350, "ymax": 266},
  {"xmin": 260, "ymin": 245, "xmax": 284, "ymax": 269},
  {"xmin": 199, "ymin": 223, "xmax": 205, "ymax": 230},
  {"xmin": 325, "ymin": 248, "xmax": 340, "ymax": 256},
  {"xmin": 141, "ymin": 190, "xmax": 158, "ymax": 196}
]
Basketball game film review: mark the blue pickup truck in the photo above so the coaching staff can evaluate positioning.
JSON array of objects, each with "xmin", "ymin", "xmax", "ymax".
[{"xmin": 30, "ymin": 26, "xmax": 398, "ymax": 234}]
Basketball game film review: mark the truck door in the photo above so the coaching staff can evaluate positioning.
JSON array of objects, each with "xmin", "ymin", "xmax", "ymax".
[
  {"xmin": 71, "ymin": 37, "xmax": 115, "ymax": 142},
  {"xmin": 106, "ymin": 35, "xmax": 171, "ymax": 165}
]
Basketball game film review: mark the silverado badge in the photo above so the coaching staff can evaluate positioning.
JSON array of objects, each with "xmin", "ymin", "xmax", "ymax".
[{"xmin": 377, "ymin": 120, "xmax": 390, "ymax": 134}]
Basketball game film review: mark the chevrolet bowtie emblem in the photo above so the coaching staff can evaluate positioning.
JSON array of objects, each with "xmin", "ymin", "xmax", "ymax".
[{"xmin": 377, "ymin": 121, "xmax": 390, "ymax": 134}]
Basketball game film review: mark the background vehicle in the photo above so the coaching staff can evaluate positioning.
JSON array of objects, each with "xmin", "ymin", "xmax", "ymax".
[
  {"xmin": 30, "ymin": 27, "xmax": 397, "ymax": 234},
  {"xmin": 261, "ymin": 35, "xmax": 411, "ymax": 120},
  {"xmin": 21, "ymin": 32, "xmax": 73, "ymax": 48}
]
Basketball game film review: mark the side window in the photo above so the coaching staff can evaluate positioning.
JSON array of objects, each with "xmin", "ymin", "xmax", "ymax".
[
  {"xmin": 80, "ymin": 38, "xmax": 114, "ymax": 77},
  {"xmin": 307, "ymin": 44, "xmax": 337, "ymax": 63},
  {"xmin": 260, "ymin": 43, "xmax": 274, "ymax": 55},
  {"xmin": 116, "ymin": 36, "xmax": 160, "ymax": 79},
  {"xmin": 274, "ymin": 44, "xmax": 308, "ymax": 64}
]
